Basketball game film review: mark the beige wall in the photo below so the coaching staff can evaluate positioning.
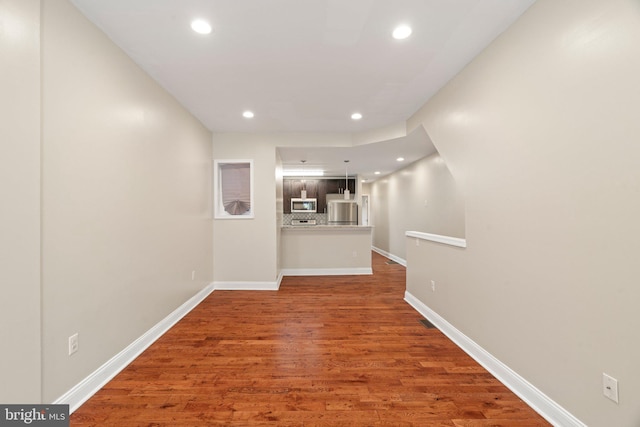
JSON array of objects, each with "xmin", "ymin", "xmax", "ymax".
[
  {"xmin": 211, "ymin": 135, "xmax": 281, "ymax": 284},
  {"xmin": 38, "ymin": 0, "xmax": 213, "ymax": 402},
  {"xmin": 368, "ymin": 152, "xmax": 465, "ymax": 260},
  {"xmin": 0, "ymin": 0, "xmax": 42, "ymax": 403},
  {"xmin": 212, "ymin": 133, "xmax": 353, "ymax": 284},
  {"xmin": 406, "ymin": 0, "xmax": 640, "ymax": 425},
  {"xmin": 281, "ymin": 228, "xmax": 372, "ymax": 271}
]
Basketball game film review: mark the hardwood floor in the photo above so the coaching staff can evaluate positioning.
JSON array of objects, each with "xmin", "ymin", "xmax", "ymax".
[{"xmin": 71, "ymin": 252, "xmax": 550, "ymax": 426}]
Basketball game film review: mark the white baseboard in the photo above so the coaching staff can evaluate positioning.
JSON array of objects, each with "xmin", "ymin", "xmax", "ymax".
[
  {"xmin": 372, "ymin": 246, "xmax": 407, "ymax": 267},
  {"xmin": 281, "ymin": 267, "xmax": 372, "ymax": 276},
  {"xmin": 213, "ymin": 273, "xmax": 282, "ymax": 290},
  {"xmin": 404, "ymin": 291, "xmax": 586, "ymax": 427},
  {"xmin": 54, "ymin": 283, "xmax": 215, "ymax": 413}
]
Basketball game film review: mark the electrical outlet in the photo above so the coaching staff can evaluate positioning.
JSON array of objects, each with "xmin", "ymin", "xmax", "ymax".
[
  {"xmin": 352, "ymin": 251, "xmax": 357, "ymax": 257},
  {"xmin": 603, "ymin": 373, "xmax": 619, "ymax": 403},
  {"xmin": 191, "ymin": 270, "xmax": 196, "ymax": 280},
  {"xmin": 68, "ymin": 333, "xmax": 78, "ymax": 356},
  {"xmin": 416, "ymin": 238, "xmax": 420, "ymax": 246},
  {"xmin": 431, "ymin": 280, "xmax": 436, "ymax": 292}
]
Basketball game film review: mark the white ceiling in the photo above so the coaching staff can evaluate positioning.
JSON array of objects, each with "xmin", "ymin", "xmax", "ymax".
[
  {"xmin": 71, "ymin": 0, "xmax": 535, "ymax": 180},
  {"xmin": 278, "ymin": 126, "xmax": 436, "ymax": 181}
]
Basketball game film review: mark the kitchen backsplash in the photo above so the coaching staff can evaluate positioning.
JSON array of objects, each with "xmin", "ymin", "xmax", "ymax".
[{"xmin": 283, "ymin": 213, "xmax": 327, "ymax": 225}]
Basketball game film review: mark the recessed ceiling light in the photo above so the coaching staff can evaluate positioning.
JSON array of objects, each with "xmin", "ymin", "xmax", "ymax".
[
  {"xmin": 392, "ymin": 25, "xmax": 412, "ymax": 40},
  {"xmin": 191, "ymin": 19, "xmax": 212, "ymax": 35},
  {"xmin": 242, "ymin": 111, "xmax": 254, "ymax": 119},
  {"xmin": 351, "ymin": 113, "xmax": 363, "ymax": 120},
  {"xmin": 374, "ymin": 171, "xmax": 381, "ymax": 175},
  {"xmin": 396, "ymin": 157, "xmax": 405, "ymax": 162}
]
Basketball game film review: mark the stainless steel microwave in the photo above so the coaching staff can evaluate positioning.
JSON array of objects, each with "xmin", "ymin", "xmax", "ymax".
[{"xmin": 291, "ymin": 198, "xmax": 317, "ymax": 213}]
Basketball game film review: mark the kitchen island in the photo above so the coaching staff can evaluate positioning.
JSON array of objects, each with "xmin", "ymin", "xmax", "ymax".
[{"xmin": 280, "ymin": 225, "xmax": 373, "ymax": 276}]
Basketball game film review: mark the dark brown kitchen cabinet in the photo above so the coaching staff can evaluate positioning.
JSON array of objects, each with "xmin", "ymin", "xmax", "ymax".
[
  {"xmin": 316, "ymin": 179, "xmax": 327, "ymax": 213},
  {"xmin": 283, "ymin": 180, "xmax": 292, "ymax": 214},
  {"xmin": 325, "ymin": 178, "xmax": 355, "ymax": 195},
  {"xmin": 325, "ymin": 179, "xmax": 339, "ymax": 195},
  {"xmin": 299, "ymin": 180, "xmax": 318, "ymax": 198}
]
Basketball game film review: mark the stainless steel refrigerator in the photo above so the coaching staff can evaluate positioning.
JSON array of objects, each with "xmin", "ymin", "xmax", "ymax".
[{"xmin": 327, "ymin": 200, "xmax": 358, "ymax": 225}]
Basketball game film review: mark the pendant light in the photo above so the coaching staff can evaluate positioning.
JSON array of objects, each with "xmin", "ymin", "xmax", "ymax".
[
  {"xmin": 343, "ymin": 160, "xmax": 350, "ymax": 200},
  {"xmin": 300, "ymin": 160, "xmax": 307, "ymax": 199}
]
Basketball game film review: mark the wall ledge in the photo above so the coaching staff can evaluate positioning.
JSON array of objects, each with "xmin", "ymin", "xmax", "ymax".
[
  {"xmin": 404, "ymin": 291, "xmax": 586, "ymax": 427},
  {"xmin": 54, "ymin": 283, "xmax": 215, "ymax": 413},
  {"xmin": 406, "ymin": 231, "xmax": 466, "ymax": 248}
]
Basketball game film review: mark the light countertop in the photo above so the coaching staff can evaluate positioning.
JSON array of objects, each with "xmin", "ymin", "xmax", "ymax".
[{"xmin": 281, "ymin": 225, "xmax": 372, "ymax": 231}]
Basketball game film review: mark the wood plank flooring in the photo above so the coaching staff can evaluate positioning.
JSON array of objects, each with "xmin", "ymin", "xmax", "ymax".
[{"xmin": 71, "ymin": 252, "xmax": 550, "ymax": 426}]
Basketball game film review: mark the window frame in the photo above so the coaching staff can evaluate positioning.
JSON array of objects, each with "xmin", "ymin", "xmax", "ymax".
[{"xmin": 213, "ymin": 159, "xmax": 254, "ymax": 220}]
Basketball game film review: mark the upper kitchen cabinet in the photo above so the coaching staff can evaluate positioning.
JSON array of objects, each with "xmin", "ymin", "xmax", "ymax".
[
  {"xmin": 325, "ymin": 178, "xmax": 356, "ymax": 195},
  {"xmin": 315, "ymin": 180, "xmax": 327, "ymax": 213}
]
